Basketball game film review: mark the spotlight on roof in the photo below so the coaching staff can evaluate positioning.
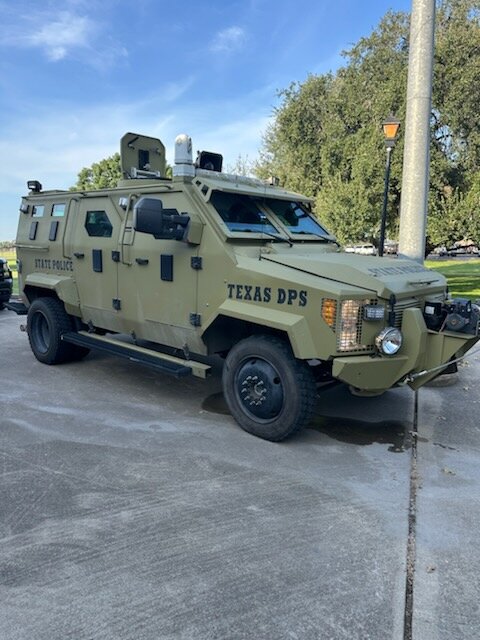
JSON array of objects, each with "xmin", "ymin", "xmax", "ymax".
[{"xmin": 27, "ymin": 180, "xmax": 42, "ymax": 193}]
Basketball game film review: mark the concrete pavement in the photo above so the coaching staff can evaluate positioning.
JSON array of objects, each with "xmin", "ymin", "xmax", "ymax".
[
  {"xmin": 0, "ymin": 308, "xmax": 478, "ymax": 639},
  {"xmin": 413, "ymin": 354, "xmax": 480, "ymax": 639}
]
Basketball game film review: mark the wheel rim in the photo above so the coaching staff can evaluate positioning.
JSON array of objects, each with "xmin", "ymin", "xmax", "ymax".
[
  {"xmin": 234, "ymin": 357, "xmax": 284, "ymax": 422},
  {"xmin": 31, "ymin": 311, "xmax": 51, "ymax": 354}
]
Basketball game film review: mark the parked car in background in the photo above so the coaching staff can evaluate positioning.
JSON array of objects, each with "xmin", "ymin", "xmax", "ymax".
[
  {"xmin": 448, "ymin": 246, "xmax": 467, "ymax": 256},
  {"xmin": 447, "ymin": 240, "xmax": 479, "ymax": 256},
  {"xmin": 384, "ymin": 241, "xmax": 398, "ymax": 255},
  {"xmin": 0, "ymin": 258, "xmax": 13, "ymax": 310},
  {"xmin": 344, "ymin": 243, "xmax": 377, "ymax": 256}
]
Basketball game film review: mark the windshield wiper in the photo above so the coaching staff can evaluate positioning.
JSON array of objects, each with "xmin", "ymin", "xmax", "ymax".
[
  {"xmin": 230, "ymin": 228, "xmax": 293, "ymax": 247},
  {"xmin": 259, "ymin": 230, "xmax": 293, "ymax": 247},
  {"xmin": 292, "ymin": 230, "xmax": 333, "ymax": 242}
]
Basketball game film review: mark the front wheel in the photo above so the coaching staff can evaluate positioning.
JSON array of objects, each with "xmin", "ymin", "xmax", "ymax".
[
  {"xmin": 222, "ymin": 335, "xmax": 317, "ymax": 441},
  {"xmin": 27, "ymin": 297, "xmax": 89, "ymax": 364}
]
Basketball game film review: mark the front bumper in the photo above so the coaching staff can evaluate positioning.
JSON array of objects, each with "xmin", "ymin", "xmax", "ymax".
[{"xmin": 331, "ymin": 308, "xmax": 479, "ymax": 392}]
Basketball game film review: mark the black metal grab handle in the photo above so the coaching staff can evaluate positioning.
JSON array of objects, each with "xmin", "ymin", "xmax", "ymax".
[
  {"xmin": 135, "ymin": 258, "xmax": 149, "ymax": 265},
  {"xmin": 73, "ymin": 252, "xmax": 85, "ymax": 259}
]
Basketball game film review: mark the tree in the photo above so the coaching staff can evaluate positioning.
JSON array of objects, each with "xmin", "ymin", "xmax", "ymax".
[
  {"xmin": 256, "ymin": 0, "xmax": 480, "ymax": 249},
  {"xmin": 225, "ymin": 154, "xmax": 255, "ymax": 176},
  {"xmin": 71, "ymin": 153, "xmax": 122, "ymax": 191},
  {"xmin": 71, "ymin": 153, "xmax": 172, "ymax": 191}
]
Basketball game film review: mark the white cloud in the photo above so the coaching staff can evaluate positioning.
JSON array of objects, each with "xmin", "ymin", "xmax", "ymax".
[
  {"xmin": 27, "ymin": 11, "xmax": 91, "ymax": 61},
  {"xmin": 210, "ymin": 26, "xmax": 246, "ymax": 53},
  {"xmin": 161, "ymin": 77, "xmax": 196, "ymax": 103},
  {"xmin": 0, "ymin": 6, "xmax": 126, "ymax": 69}
]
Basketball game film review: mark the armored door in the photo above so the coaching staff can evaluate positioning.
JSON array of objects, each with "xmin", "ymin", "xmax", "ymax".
[
  {"xmin": 71, "ymin": 196, "xmax": 124, "ymax": 331},
  {"xmin": 117, "ymin": 191, "xmax": 202, "ymax": 351}
]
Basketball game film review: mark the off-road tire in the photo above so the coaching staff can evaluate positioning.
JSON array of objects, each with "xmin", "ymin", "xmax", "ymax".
[
  {"xmin": 27, "ymin": 297, "xmax": 89, "ymax": 364},
  {"xmin": 222, "ymin": 335, "xmax": 317, "ymax": 441}
]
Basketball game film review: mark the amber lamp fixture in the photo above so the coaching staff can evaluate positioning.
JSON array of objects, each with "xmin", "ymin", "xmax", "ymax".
[{"xmin": 379, "ymin": 116, "xmax": 401, "ymax": 257}]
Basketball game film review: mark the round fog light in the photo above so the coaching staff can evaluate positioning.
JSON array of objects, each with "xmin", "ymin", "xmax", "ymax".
[{"xmin": 375, "ymin": 327, "xmax": 403, "ymax": 355}]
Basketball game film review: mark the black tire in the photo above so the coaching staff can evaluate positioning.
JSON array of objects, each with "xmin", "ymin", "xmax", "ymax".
[
  {"xmin": 27, "ymin": 297, "xmax": 89, "ymax": 364},
  {"xmin": 222, "ymin": 335, "xmax": 317, "ymax": 441},
  {"xmin": 0, "ymin": 302, "xmax": 4, "ymax": 311}
]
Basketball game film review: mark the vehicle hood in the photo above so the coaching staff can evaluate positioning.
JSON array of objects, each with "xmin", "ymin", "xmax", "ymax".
[{"xmin": 261, "ymin": 252, "xmax": 446, "ymax": 299}]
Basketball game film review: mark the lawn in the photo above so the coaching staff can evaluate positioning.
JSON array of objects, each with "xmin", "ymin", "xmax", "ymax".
[{"xmin": 425, "ymin": 258, "xmax": 480, "ymax": 300}]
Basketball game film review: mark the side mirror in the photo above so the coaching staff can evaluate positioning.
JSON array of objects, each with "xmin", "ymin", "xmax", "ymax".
[{"xmin": 134, "ymin": 197, "xmax": 190, "ymax": 240}]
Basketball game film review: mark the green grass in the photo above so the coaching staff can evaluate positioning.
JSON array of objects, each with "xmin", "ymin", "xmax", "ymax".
[{"xmin": 425, "ymin": 258, "xmax": 480, "ymax": 300}]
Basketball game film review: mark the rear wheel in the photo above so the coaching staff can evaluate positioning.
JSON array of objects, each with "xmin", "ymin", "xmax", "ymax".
[
  {"xmin": 27, "ymin": 297, "xmax": 89, "ymax": 364},
  {"xmin": 222, "ymin": 335, "xmax": 317, "ymax": 441}
]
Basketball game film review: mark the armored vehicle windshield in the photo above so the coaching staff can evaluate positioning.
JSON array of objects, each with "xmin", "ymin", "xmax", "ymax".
[
  {"xmin": 210, "ymin": 190, "xmax": 330, "ymax": 239},
  {"xmin": 210, "ymin": 191, "xmax": 279, "ymax": 234},
  {"xmin": 263, "ymin": 198, "xmax": 330, "ymax": 237}
]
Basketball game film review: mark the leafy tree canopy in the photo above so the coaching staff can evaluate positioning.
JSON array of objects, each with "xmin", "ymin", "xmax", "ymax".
[
  {"xmin": 256, "ymin": 0, "xmax": 480, "ymax": 250},
  {"xmin": 71, "ymin": 153, "xmax": 172, "ymax": 191},
  {"xmin": 71, "ymin": 153, "xmax": 122, "ymax": 191}
]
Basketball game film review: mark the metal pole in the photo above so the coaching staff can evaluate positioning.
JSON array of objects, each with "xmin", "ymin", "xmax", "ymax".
[
  {"xmin": 379, "ymin": 146, "xmax": 393, "ymax": 257},
  {"xmin": 398, "ymin": 0, "xmax": 436, "ymax": 263}
]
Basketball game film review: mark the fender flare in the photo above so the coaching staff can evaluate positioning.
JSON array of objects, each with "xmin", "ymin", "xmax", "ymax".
[
  {"xmin": 202, "ymin": 299, "xmax": 316, "ymax": 359},
  {"xmin": 24, "ymin": 273, "xmax": 80, "ymax": 315}
]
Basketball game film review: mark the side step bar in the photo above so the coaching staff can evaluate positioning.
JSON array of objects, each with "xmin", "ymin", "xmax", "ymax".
[
  {"xmin": 4, "ymin": 300, "xmax": 28, "ymax": 315},
  {"xmin": 62, "ymin": 331, "xmax": 211, "ymax": 379}
]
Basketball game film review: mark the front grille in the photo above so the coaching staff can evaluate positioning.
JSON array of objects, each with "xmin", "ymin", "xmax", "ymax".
[
  {"xmin": 333, "ymin": 297, "xmax": 423, "ymax": 354},
  {"xmin": 393, "ymin": 298, "xmax": 422, "ymax": 327}
]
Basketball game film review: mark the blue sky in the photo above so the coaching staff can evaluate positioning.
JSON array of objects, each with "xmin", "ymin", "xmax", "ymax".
[{"xmin": 0, "ymin": 0, "xmax": 411, "ymax": 239}]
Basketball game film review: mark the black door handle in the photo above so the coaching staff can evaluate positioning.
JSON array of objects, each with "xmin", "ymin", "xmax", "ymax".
[
  {"xmin": 135, "ymin": 258, "xmax": 149, "ymax": 265},
  {"xmin": 74, "ymin": 252, "xmax": 85, "ymax": 259}
]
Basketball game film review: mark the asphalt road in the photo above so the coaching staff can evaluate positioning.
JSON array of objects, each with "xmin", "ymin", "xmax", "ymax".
[{"xmin": 1, "ymin": 309, "xmax": 479, "ymax": 639}]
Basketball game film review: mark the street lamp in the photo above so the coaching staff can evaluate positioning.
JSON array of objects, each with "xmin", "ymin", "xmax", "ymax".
[{"xmin": 379, "ymin": 116, "xmax": 401, "ymax": 257}]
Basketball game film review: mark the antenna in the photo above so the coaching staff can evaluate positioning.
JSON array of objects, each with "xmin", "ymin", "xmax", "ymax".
[{"xmin": 259, "ymin": 185, "xmax": 267, "ymax": 261}]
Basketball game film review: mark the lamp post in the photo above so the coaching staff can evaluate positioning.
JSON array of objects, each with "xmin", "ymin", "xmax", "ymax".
[{"xmin": 379, "ymin": 116, "xmax": 401, "ymax": 257}]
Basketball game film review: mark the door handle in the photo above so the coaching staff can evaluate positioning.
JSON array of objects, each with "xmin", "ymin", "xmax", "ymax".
[
  {"xmin": 135, "ymin": 258, "xmax": 149, "ymax": 265},
  {"xmin": 73, "ymin": 252, "xmax": 85, "ymax": 259}
]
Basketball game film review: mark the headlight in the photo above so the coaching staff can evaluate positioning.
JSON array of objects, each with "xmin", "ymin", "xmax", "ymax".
[
  {"xmin": 338, "ymin": 299, "xmax": 363, "ymax": 351},
  {"xmin": 375, "ymin": 327, "xmax": 403, "ymax": 355},
  {"xmin": 328, "ymin": 298, "xmax": 383, "ymax": 352}
]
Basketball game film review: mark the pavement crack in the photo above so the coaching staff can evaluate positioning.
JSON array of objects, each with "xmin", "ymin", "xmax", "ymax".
[
  {"xmin": 433, "ymin": 441, "xmax": 457, "ymax": 451},
  {"xmin": 404, "ymin": 389, "xmax": 419, "ymax": 640}
]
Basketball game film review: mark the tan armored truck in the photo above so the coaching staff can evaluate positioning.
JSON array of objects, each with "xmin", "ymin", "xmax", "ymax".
[{"xmin": 13, "ymin": 133, "xmax": 480, "ymax": 441}]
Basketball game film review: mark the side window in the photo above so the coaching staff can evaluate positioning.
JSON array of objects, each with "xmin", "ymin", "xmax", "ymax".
[
  {"xmin": 32, "ymin": 205, "xmax": 44, "ymax": 217},
  {"xmin": 85, "ymin": 210, "xmax": 113, "ymax": 237},
  {"xmin": 52, "ymin": 203, "xmax": 66, "ymax": 217}
]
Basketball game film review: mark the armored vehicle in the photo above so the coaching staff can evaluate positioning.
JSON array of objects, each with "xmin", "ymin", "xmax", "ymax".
[
  {"xmin": 13, "ymin": 133, "xmax": 480, "ymax": 440},
  {"xmin": 0, "ymin": 257, "xmax": 13, "ymax": 310}
]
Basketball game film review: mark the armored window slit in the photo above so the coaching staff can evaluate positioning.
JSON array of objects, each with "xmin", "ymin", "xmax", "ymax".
[
  {"xmin": 29, "ymin": 221, "xmax": 38, "ymax": 241},
  {"xmin": 161, "ymin": 254, "xmax": 173, "ymax": 281},
  {"xmin": 49, "ymin": 221, "xmax": 59, "ymax": 241},
  {"xmin": 92, "ymin": 249, "xmax": 103, "ymax": 273}
]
